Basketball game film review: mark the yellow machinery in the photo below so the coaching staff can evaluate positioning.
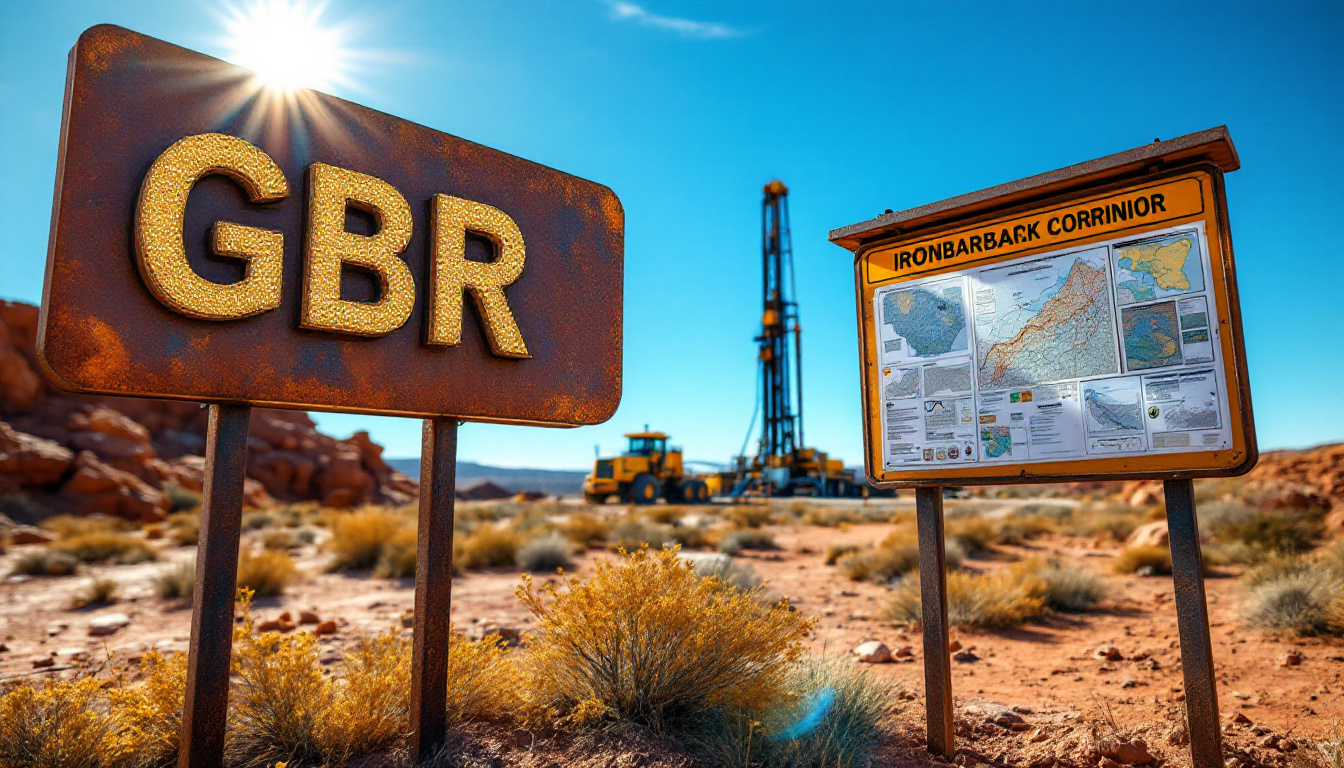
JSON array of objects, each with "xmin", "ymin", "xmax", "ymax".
[{"xmin": 583, "ymin": 430, "xmax": 711, "ymax": 505}]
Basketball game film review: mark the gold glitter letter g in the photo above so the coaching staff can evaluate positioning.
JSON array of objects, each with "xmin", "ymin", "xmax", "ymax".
[
  {"xmin": 135, "ymin": 133, "xmax": 288, "ymax": 320},
  {"xmin": 427, "ymin": 195, "xmax": 530, "ymax": 358},
  {"xmin": 300, "ymin": 163, "xmax": 416, "ymax": 337}
]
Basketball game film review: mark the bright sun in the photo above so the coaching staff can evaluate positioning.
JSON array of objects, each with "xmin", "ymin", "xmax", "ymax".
[{"xmin": 223, "ymin": 0, "xmax": 348, "ymax": 92}]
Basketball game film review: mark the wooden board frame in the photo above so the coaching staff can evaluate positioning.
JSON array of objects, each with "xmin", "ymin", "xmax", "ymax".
[{"xmin": 834, "ymin": 133, "xmax": 1256, "ymax": 487}]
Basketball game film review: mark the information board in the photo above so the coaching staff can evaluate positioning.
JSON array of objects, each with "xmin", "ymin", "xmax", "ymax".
[{"xmin": 833, "ymin": 131, "xmax": 1255, "ymax": 485}]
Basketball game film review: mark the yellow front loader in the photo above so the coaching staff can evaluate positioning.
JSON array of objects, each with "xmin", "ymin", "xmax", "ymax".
[{"xmin": 583, "ymin": 430, "xmax": 711, "ymax": 505}]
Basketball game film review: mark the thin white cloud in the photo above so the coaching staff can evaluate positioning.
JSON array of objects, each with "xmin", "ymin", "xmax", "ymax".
[{"xmin": 603, "ymin": 1, "xmax": 745, "ymax": 39}]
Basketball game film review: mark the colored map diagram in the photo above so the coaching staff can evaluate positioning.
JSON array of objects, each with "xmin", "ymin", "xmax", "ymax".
[
  {"xmin": 1082, "ymin": 378, "xmax": 1144, "ymax": 435},
  {"xmin": 882, "ymin": 279, "xmax": 967, "ymax": 358},
  {"xmin": 981, "ymin": 426, "xmax": 1012, "ymax": 459},
  {"xmin": 882, "ymin": 367, "xmax": 921, "ymax": 400},
  {"xmin": 1113, "ymin": 232, "xmax": 1204, "ymax": 305},
  {"xmin": 1122, "ymin": 301, "xmax": 1183, "ymax": 371},
  {"xmin": 973, "ymin": 249, "xmax": 1119, "ymax": 388}
]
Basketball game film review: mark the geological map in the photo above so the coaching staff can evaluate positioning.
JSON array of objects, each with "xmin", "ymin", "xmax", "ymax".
[
  {"xmin": 881, "ymin": 279, "xmax": 967, "ymax": 359},
  {"xmin": 1113, "ymin": 233, "xmax": 1204, "ymax": 305},
  {"xmin": 1122, "ymin": 301, "xmax": 1183, "ymax": 371},
  {"xmin": 973, "ymin": 249, "xmax": 1119, "ymax": 389}
]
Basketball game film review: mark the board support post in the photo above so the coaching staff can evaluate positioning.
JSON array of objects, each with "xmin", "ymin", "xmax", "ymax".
[
  {"xmin": 1164, "ymin": 477, "xmax": 1223, "ymax": 768},
  {"xmin": 410, "ymin": 417, "xmax": 460, "ymax": 761},
  {"xmin": 915, "ymin": 486, "xmax": 955, "ymax": 758},
  {"xmin": 179, "ymin": 404, "xmax": 252, "ymax": 768}
]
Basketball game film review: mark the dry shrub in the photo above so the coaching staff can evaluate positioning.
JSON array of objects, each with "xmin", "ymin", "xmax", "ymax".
[
  {"xmin": 443, "ymin": 630, "xmax": 524, "ymax": 725},
  {"xmin": 10, "ymin": 548, "xmax": 80, "ymax": 576},
  {"xmin": 318, "ymin": 632, "xmax": 413, "ymax": 761},
  {"xmin": 564, "ymin": 512, "xmax": 612, "ymax": 548},
  {"xmin": 69, "ymin": 577, "xmax": 120, "ymax": 609},
  {"xmin": 993, "ymin": 513, "xmax": 1057, "ymax": 545},
  {"xmin": 0, "ymin": 675, "xmax": 134, "ymax": 768},
  {"xmin": 456, "ymin": 526, "xmax": 520, "ymax": 570},
  {"xmin": 41, "ymin": 514, "xmax": 134, "ymax": 539},
  {"xmin": 716, "ymin": 527, "xmax": 775, "ymax": 555},
  {"xmin": 517, "ymin": 532, "xmax": 573, "ymax": 573},
  {"xmin": 163, "ymin": 484, "xmax": 202, "ymax": 513},
  {"xmin": 1298, "ymin": 719, "xmax": 1344, "ymax": 768},
  {"xmin": 1112, "ymin": 545, "xmax": 1172, "ymax": 575},
  {"xmin": 374, "ymin": 527, "xmax": 418, "ymax": 578},
  {"xmin": 167, "ymin": 512, "xmax": 200, "ymax": 546},
  {"xmin": 228, "ymin": 616, "xmax": 329, "ymax": 767},
  {"xmin": 883, "ymin": 569, "xmax": 1046, "ymax": 629},
  {"xmin": 837, "ymin": 532, "xmax": 919, "ymax": 583},
  {"xmin": 1064, "ymin": 502, "xmax": 1147, "ymax": 541},
  {"xmin": 945, "ymin": 516, "xmax": 996, "ymax": 554},
  {"xmin": 644, "ymin": 505, "xmax": 685, "ymax": 525},
  {"xmin": 261, "ymin": 530, "xmax": 293, "ymax": 550},
  {"xmin": 824, "ymin": 543, "xmax": 861, "ymax": 565},
  {"xmin": 53, "ymin": 533, "xmax": 157, "ymax": 565},
  {"xmin": 236, "ymin": 550, "xmax": 297, "ymax": 597},
  {"xmin": 1240, "ymin": 555, "xmax": 1344, "ymax": 635},
  {"xmin": 608, "ymin": 518, "xmax": 672, "ymax": 551},
  {"xmin": 112, "ymin": 648, "xmax": 187, "ymax": 767},
  {"xmin": 801, "ymin": 506, "xmax": 862, "ymax": 528},
  {"xmin": 517, "ymin": 546, "xmax": 813, "ymax": 732},
  {"xmin": 153, "ymin": 562, "xmax": 196, "ymax": 600},
  {"xmin": 1012, "ymin": 558, "xmax": 1107, "ymax": 612},
  {"xmin": 328, "ymin": 509, "xmax": 407, "ymax": 570},
  {"xmin": 728, "ymin": 506, "xmax": 774, "ymax": 529}
]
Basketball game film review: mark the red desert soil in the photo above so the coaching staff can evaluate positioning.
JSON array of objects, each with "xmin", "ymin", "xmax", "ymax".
[{"xmin": 1, "ymin": 499, "xmax": 1339, "ymax": 763}]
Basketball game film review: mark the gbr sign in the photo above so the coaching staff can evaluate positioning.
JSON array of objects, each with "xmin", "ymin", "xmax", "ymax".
[{"xmin": 40, "ymin": 26, "xmax": 623, "ymax": 426}]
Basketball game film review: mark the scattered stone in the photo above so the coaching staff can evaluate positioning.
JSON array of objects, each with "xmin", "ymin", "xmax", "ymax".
[
  {"xmin": 1258, "ymin": 735, "xmax": 1280, "ymax": 749},
  {"xmin": 401, "ymin": 610, "xmax": 415, "ymax": 628},
  {"xmin": 9, "ymin": 525, "xmax": 55, "ymax": 545},
  {"xmin": 315, "ymin": 620, "xmax": 338, "ymax": 636},
  {"xmin": 45, "ymin": 624, "xmax": 67, "ymax": 637},
  {"xmin": 948, "ymin": 639, "xmax": 962, "ymax": 652},
  {"xmin": 1231, "ymin": 691, "xmax": 1250, "ymax": 700},
  {"xmin": 0, "ymin": 642, "xmax": 8, "ymax": 652},
  {"xmin": 473, "ymin": 625, "xmax": 524, "ymax": 647},
  {"xmin": 894, "ymin": 645, "xmax": 914, "ymax": 659},
  {"xmin": 1126, "ymin": 521, "xmax": 1169, "ymax": 548},
  {"xmin": 1225, "ymin": 711, "xmax": 1252, "ymax": 725},
  {"xmin": 1121, "ymin": 679, "xmax": 1137, "ymax": 689},
  {"xmin": 1094, "ymin": 644, "xmax": 1124, "ymax": 661},
  {"xmin": 1277, "ymin": 650, "xmax": 1304, "ymax": 667},
  {"xmin": 299, "ymin": 610, "xmax": 321, "ymax": 624},
  {"xmin": 953, "ymin": 649, "xmax": 980, "ymax": 663},
  {"xmin": 1279, "ymin": 739, "xmax": 1296, "ymax": 752},
  {"xmin": 87, "ymin": 613, "xmax": 131, "ymax": 637},
  {"xmin": 32, "ymin": 656, "xmax": 55, "ymax": 668},
  {"xmin": 853, "ymin": 641, "xmax": 891, "ymax": 663},
  {"xmin": 1098, "ymin": 736, "xmax": 1154, "ymax": 765}
]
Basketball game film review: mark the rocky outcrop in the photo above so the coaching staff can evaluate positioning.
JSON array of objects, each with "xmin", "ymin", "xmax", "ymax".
[{"xmin": 0, "ymin": 300, "xmax": 417, "ymax": 520}]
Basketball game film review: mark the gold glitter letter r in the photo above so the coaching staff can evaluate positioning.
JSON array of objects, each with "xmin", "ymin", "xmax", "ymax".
[{"xmin": 427, "ymin": 195, "xmax": 530, "ymax": 358}]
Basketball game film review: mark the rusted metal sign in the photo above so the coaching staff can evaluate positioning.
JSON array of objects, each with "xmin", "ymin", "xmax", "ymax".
[
  {"xmin": 831, "ymin": 127, "xmax": 1254, "ymax": 487},
  {"xmin": 39, "ymin": 25, "xmax": 623, "ymax": 426}
]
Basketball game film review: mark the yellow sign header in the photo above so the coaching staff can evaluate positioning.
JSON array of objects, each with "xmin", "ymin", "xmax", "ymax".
[{"xmin": 864, "ymin": 177, "xmax": 1204, "ymax": 285}]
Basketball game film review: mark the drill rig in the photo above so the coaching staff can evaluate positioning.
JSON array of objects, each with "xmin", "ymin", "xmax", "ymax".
[{"xmin": 729, "ymin": 181, "xmax": 859, "ymax": 497}]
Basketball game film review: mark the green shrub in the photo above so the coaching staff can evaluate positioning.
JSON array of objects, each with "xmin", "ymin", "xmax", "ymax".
[
  {"xmin": 1240, "ymin": 565, "xmax": 1340, "ymax": 635},
  {"xmin": 163, "ymin": 484, "xmax": 202, "ymax": 513}
]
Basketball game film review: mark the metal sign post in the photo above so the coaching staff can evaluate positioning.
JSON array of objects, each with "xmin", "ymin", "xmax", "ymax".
[
  {"xmin": 831, "ymin": 128, "xmax": 1255, "ymax": 766},
  {"xmin": 38, "ymin": 26, "xmax": 623, "ymax": 768},
  {"xmin": 915, "ymin": 487, "xmax": 954, "ymax": 757}
]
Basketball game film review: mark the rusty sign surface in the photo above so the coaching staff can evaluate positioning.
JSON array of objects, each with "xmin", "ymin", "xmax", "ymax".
[
  {"xmin": 39, "ymin": 25, "xmax": 623, "ymax": 426},
  {"xmin": 830, "ymin": 127, "xmax": 1256, "ymax": 486}
]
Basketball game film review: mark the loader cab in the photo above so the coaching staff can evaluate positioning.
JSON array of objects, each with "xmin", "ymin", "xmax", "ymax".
[{"xmin": 625, "ymin": 433, "xmax": 668, "ymax": 457}]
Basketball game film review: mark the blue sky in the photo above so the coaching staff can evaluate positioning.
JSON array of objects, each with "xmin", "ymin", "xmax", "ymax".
[{"xmin": 2, "ymin": 1, "xmax": 1341, "ymax": 468}]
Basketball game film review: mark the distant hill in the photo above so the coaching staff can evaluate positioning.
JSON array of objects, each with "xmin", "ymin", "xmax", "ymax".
[{"xmin": 387, "ymin": 458, "xmax": 588, "ymax": 498}]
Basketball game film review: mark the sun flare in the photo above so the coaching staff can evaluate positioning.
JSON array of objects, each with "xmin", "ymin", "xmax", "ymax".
[{"xmin": 222, "ymin": 0, "xmax": 348, "ymax": 92}]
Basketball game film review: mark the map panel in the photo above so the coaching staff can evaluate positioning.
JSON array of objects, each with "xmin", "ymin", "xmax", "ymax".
[
  {"xmin": 1082, "ymin": 377, "xmax": 1145, "ymax": 436},
  {"xmin": 1113, "ymin": 232, "xmax": 1205, "ymax": 305},
  {"xmin": 882, "ymin": 366, "xmax": 921, "ymax": 400},
  {"xmin": 972, "ymin": 248, "xmax": 1119, "ymax": 388},
  {"xmin": 881, "ymin": 278, "xmax": 967, "ymax": 359},
  {"xmin": 1122, "ymin": 301, "xmax": 1183, "ymax": 371},
  {"xmin": 1143, "ymin": 369, "xmax": 1222, "ymax": 433}
]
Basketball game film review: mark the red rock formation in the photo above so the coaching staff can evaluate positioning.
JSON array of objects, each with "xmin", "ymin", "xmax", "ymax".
[{"xmin": 0, "ymin": 300, "xmax": 417, "ymax": 520}]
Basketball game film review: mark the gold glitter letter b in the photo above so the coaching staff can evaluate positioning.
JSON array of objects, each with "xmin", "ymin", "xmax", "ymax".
[
  {"xmin": 427, "ymin": 195, "xmax": 530, "ymax": 358},
  {"xmin": 135, "ymin": 133, "xmax": 288, "ymax": 320},
  {"xmin": 300, "ymin": 163, "xmax": 416, "ymax": 337}
]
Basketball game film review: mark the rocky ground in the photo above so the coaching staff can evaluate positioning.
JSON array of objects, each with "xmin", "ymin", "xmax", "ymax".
[{"xmin": 1, "ymin": 495, "xmax": 1338, "ymax": 767}]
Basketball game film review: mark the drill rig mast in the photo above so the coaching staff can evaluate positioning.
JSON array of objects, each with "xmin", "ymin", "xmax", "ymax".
[{"xmin": 732, "ymin": 181, "xmax": 857, "ymax": 497}]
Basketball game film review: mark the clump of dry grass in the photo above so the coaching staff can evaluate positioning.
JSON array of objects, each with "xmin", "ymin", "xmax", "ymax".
[
  {"xmin": 374, "ymin": 527, "xmax": 418, "ymax": 578},
  {"xmin": 68, "ymin": 577, "xmax": 119, "ymax": 609},
  {"xmin": 167, "ymin": 512, "xmax": 200, "ymax": 546},
  {"xmin": 1012, "ymin": 557, "xmax": 1107, "ymax": 612},
  {"xmin": 1061, "ymin": 501, "xmax": 1147, "ymax": 542},
  {"xmin": 456, "ymin": 526, "xmax": 520, "ymax": 570},
  {"xmin": 52, "ymin": 533, "xmax": 157, "ymax": 565},
  {"xmin": 716, "ymin": 527, "xmax": 775, "ymax": 555},
  {"xmin": 608, "ymin": 518, "xmax": 672, "ymax": 552},
  {"xmin": 837, "ymin": 532, "xmax": 920, "ymax": 583},
  {"xmin": 236, "ymin": 550, "xmax": 298, "ymax": 597},
  {"xmin": 10, "ymin": 548, "xmax": 80, "ymax": 577},
  {"xmin": 327, "ymin": 508, "xmax": 407, "ymax": 571},
  {"xmin": 825, "ymin": 543, "xmax": 861, "ymax": 565},
  {"xmin": 110, "ymin": 647, "xmax": 187, "ymax": 767},
  {"xmin": 517, "ymin": 532, "xmax": 573, "ymax": 573},
  {"xmin": 260, "ymin": 530, "xmax": 293, "ymax": 550},
  {"xmin": 41, "ymin": 514, "xmax": 134, "ymax": 539},
  {"xmin": 564, "ymin": 512, "xmax": 612, "ymax": 548},
  {"xmin": 517, "ymin": 546, "xmax": 814, "ymax": 732},
  {"xmin": 883, "ymin": 569, "xmax": 1047, "ymax": 629},
  {"xmin": 0, "ymin": 675, "xmax": 134, "ymax": 768},
  {"xmin": 153, "ymin": 562, "xmax": 196, "ymax": 601},
  {"xmin": 728, "ymin": 506, "xmax": 775, "ymax": 529},
  {"xmin": 1112, "ymin": 545, "xmax": 1172, "ymax": 575}
]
